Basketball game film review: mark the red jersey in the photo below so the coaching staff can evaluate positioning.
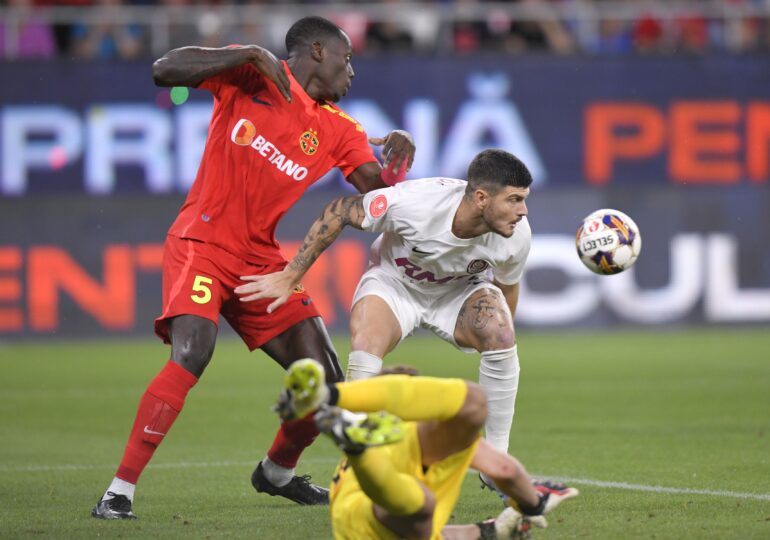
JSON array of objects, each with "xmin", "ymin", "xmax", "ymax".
[{"xmin": 168, "ymin": 60, "xmax": 377, "ymax": 265}]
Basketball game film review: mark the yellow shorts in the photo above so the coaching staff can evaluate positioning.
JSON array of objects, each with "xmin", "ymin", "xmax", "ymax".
[{"xmin": 329, "ymin": 422, "xmax": 479, "ymax": 540}]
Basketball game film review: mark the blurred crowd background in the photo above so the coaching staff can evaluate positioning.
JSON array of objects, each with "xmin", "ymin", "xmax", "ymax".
[
  {"xmin": 3, "ymin": 0, "xmax": 770, "ymax": 60},
  {"xmin": 2, "ymin": 0, "xmax": 770, "ymax": 336}
]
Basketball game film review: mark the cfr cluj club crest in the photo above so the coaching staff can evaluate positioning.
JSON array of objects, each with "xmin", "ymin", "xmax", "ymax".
[
  {"xmin": 299, "ymin": 130, "xmax": 319, "ymax": 155},
  {"xmin": 467, "ymin": 259, "xmax": 489, "ymax": 274}
]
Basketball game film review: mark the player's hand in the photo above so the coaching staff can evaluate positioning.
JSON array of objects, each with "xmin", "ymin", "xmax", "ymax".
[
  {"xmin": 508, "ymin": 480, "xmax": 578, "ymax": 531},
  {"xmin": 533, "ymin": 479, "xmax": 579, "ymax": 515},
  {"xmin": 248, "ymin": 46, "xmax": 292, "ymax": 103},
  {"xmin": 235, "ymin": 270, "xmax": 296, "ymax": 313},
  {"xmin": 369, "ymin": 130, "xmax": 415, "ymax": 173}
]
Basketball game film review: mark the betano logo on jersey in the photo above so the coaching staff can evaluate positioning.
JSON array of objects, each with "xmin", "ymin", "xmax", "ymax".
[
  {"xmin": 232, "ymin": 119, "xmax": 257, "ymax": 145},
  {"xmin": 299, "ymin": 130, "xmax": 319, "ymax": 155},
  {"xmin": 230, "ymin": 119, "xmax": 309, "ymax": 181}
]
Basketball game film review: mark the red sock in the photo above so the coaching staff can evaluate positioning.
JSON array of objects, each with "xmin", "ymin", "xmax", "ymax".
[
  {"xmin": 115, "ymin": 361, "xmax": 198, "ymax": 484},
  {"xmin": 266, "ymin": 416, "xmax": 320, "ymax": 469}
]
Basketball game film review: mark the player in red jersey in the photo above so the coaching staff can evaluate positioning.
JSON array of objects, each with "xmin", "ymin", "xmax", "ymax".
[{"xmin": 92, "ymin": 16, "xmax": 415, "ymax": 519}]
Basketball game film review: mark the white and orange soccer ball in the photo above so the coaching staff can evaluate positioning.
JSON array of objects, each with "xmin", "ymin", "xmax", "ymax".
[{"xmin": 576, "ymin": 209, "xmax": 642, "ymax": 275}]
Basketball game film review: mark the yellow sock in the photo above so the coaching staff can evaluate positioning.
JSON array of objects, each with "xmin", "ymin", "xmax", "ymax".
[
  {"xmin": 336, "ymin": 375, "xmax": 467, "ymax": 421},
  {"xmin": 349, "ymin": 446, "xmax": 425, "ymax": 515}
]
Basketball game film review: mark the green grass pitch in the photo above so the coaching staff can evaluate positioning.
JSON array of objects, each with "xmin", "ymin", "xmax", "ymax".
[{"xmin": 1, "ymin": 329, "xmax": 769, "ymax": 539}]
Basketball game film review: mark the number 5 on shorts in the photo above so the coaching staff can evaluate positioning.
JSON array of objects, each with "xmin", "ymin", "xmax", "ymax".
[{"xmin": 191, "ymin": 275, "xmax": 213, "ymax": 304}]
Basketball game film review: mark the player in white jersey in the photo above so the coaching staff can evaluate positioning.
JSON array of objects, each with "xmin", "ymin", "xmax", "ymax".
[{"xmin": 236, "ymin": 149, "xmax": 532, "ymax": 471}]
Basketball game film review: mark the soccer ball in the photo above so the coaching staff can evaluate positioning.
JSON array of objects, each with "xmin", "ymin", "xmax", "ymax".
[{"xmin": 576, "ymin": 209, "xmax": 642, "ymax": 275}]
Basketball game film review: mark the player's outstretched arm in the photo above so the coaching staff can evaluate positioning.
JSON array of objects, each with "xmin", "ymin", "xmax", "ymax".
[
  {"xmin": 471, "ymin": 439, "xmax": 540, "ymax": 511},
  {"xmin": 347, "ymin": 130, "xmax": 416, "ymax": 192},
  {"xmin": 235, "ymin": 195, "xmax": 365, "ymax": 311},
  {"xmin": 152, "ymin": 45, "xmax": 292, "ymax": 101},
  {"xmin": 471, "ymin": 439, "xmax": 579, "ymax": 529}
]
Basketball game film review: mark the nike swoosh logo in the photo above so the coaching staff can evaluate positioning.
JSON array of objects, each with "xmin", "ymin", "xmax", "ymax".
[
  {"xmin": 412, "ymin": 247, "xmax": 433, "ymax": 255},
  {"xmin": 143, "ymin": 426, "xmax": 166, "ymax": 436},
  {"xmin": 251, "ymin": 96, "xmax": 272, "ymax": 106}
]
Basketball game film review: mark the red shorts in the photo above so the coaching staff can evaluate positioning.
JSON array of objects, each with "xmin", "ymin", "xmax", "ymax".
[{"xmin": 154, "ymin": 235, "xmax": 320, "ymax": 350}]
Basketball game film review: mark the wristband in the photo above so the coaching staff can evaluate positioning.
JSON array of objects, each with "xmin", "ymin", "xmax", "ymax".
[
  {"xmin": 518, "ymin": 493, "xmax": 548, "ymax": 516},
  {"xmin": 381, "ymin": 159, "xmax": 408, "ymax": 186}
]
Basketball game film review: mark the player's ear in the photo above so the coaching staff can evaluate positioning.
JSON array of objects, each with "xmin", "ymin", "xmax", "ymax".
[
  {"xmin": 310, "ymin": 41, "xmax": 324, "ymax": 62},
  {"xmin": 474, "ymin": 188, "xmax": 490, "ymax": 208}
]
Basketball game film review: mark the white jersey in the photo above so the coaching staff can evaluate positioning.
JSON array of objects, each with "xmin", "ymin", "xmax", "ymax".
[{"xmin": 360, "ymin": 178, "xmax": 531, "ymax": 292}]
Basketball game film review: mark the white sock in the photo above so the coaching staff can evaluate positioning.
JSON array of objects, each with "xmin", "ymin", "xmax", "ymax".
[
  {"xmin": 261, "ymin": 457, "xmax": 294, "ymax": 487},
  {"xmin": 103, "ymin": 477, "xmax": 136, "ymax": 502},
  {"xmin": 479, "ymin": 345, "xmax": 520, "ymax": 453},
  {"xmin": 345, "ymin": 350, "xmax": 382, "ymax": 381}
]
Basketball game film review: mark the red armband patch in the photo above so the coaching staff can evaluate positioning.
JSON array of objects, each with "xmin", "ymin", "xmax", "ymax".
[{"xmin": 369, "ymin": 194, "xmax": 388, "ymax": 218}]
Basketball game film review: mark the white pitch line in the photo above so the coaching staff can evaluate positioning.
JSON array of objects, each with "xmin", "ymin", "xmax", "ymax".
[
  {"xmin": 543, "ymin": 475, "xmax": 770, "ymax": 502},
  {"xmin": 2, "ymin": 460, "xmax": 769, "ymax": 502}
]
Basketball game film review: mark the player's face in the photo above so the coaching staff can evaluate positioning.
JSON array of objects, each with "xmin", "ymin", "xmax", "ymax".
[
  {"xmin": 317, "ymin": 33, "xmax": 355, "ymax": 102},
  {"xmin": 483, "ymin": 186, "xmax": 530, "ymax": 237}
]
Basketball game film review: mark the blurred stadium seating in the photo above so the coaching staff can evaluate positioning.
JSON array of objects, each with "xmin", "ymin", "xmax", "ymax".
[{"xmin": 3, "ymin": 0, "xmax": 770, "ymax": 60}]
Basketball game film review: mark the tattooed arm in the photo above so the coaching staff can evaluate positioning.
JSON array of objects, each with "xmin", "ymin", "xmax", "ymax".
[
  {"xmin": 235, "ymin": 196, "xmax": 365, "ymax": 312},
  {"xmin": 285, "ymin": 195, "xmax": 365, "ymax": 278},
  {"xmin": 152, "ymin": 45, "xmax": 292, "ymax": 102}
]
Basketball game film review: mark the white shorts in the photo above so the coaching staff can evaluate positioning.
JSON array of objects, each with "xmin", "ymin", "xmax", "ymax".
[{"xmin": 352, "ymin": 267, "xmax": 500, "ymax": 354}]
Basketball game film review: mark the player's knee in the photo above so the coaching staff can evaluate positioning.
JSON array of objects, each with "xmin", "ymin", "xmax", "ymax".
[
  {"xmin": 349, "ymin": 330, "xmax": 388, "ymax": 358},
  {"xmin": 458, "ymin": 382, "xmax": 488, "ymax": 429},
  {"xmin": 170, "ymin": 325, "xmax": 216, "ymax": 376},
  {"xmin": 349, "ymin": 331, "xmax": 369, "ymax": 353},
  {"xmin": 172, "ymin": 343, "xmax": 214, "ymax": 376},
  {"xmin": 475, "ymin": 325, "xmax": 515, "ymax": 352}
]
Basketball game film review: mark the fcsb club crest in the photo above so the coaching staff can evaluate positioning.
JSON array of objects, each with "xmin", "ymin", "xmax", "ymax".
[{"xmin": 299, "ymin": 130, "xmax": 319, "ymax": 155}]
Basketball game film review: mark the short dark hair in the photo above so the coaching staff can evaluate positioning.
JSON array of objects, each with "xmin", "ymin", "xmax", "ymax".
[
  {"xmin": 466, "ymin": 149, "xmax": 533, "ymax": 195},
  {"xmin": 285, "ymin": 16, "xmax": 345, "ymax": 54}
]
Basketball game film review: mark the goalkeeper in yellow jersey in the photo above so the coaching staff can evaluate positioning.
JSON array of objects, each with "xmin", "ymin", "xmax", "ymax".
[{"xmin": 276, "ymin": 360, "xmax": 577, "ymax": 539}]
